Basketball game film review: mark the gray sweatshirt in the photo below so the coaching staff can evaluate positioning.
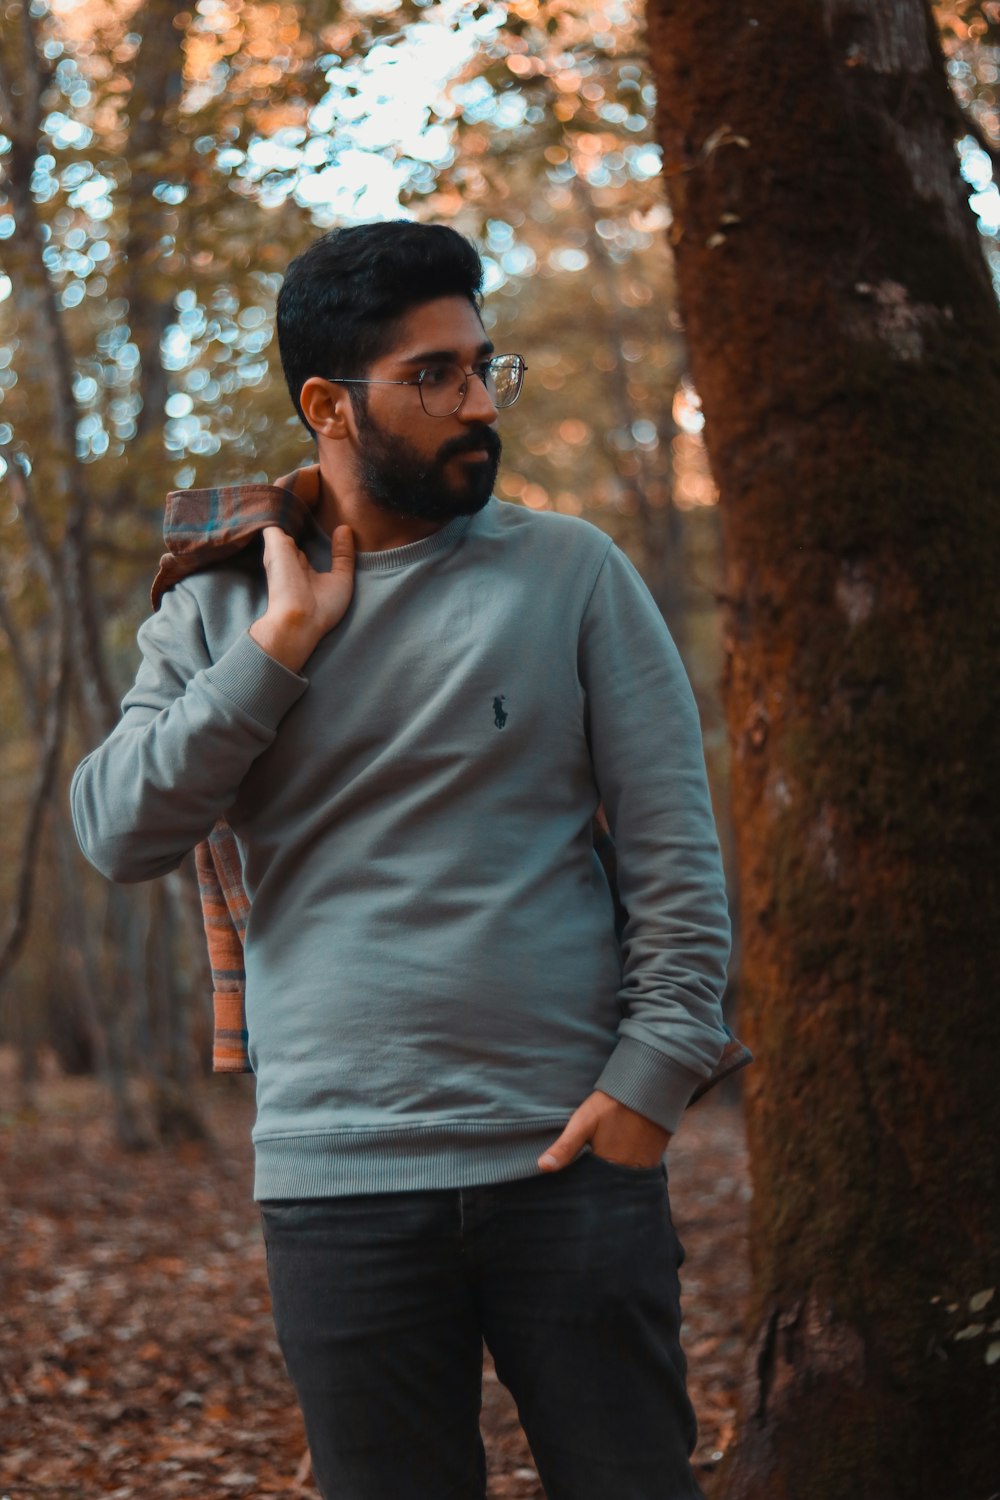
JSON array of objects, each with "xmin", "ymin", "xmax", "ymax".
[{"xmin": 71, "ymin": 496, "xmax": 731, "ymax": 1199}]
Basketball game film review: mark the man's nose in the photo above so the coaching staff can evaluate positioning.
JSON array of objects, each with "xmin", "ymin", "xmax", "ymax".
[{"xmin": 460, "ymin": 373, "xmax": 499, "ymax": 423}]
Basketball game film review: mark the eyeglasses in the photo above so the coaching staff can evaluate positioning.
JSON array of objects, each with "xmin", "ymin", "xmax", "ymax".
[{"xmin": 321, "ymin": 354, "xmax": 527, "ymax": 418}]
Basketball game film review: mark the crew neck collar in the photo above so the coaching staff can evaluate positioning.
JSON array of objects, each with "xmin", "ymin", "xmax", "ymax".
[{"xmin": 314, "ymin": 503, "xmax": 487, "ymax": 574}]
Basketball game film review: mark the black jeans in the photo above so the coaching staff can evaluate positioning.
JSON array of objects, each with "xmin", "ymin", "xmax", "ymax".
[{"xmin": 260, "ymin": 1150, "xmax": 704, "ymax": 1500}]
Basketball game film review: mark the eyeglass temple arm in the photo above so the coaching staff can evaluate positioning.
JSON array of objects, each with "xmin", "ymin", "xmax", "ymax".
[{"xmin": 323, "ymin": 359, "xmax": 525, "ymax": 387}]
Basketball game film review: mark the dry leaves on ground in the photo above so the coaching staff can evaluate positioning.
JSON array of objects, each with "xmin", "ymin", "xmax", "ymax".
[{"xmin": 0, "ymin": 1065, "xmax": 750, "ymax": 1499}]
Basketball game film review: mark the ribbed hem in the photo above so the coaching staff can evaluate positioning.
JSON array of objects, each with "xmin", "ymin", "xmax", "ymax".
[
  {"xmin": 206, "ymin": 631, "xmax": 308, "ymax": 728},
  {"xmin": 251, "ymin": 1115, "xmax": 569, "ymax": 1199},
  {"xmin": 594, "ymin": 1037, "xmax": 706, "ymax": 1134},
  {"xmin": 350, "ymin": 510, "xmax": 477, "ymax": 573}
]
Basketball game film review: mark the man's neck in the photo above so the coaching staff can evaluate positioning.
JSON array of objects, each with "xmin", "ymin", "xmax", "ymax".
[{"xmin": 314, "ymin": 469, "xmax": 447, "ymax": 553}]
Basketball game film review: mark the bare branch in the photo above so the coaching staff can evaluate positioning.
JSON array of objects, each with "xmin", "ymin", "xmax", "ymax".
[
  {"xmin": 0, "ymin": 70, "xmax": 119, "ymax": 738},
  {"xmin": 19, "ymin": 0, "xmax": 52, "ymax": 144},
  {"xmin": 0, "ymin": 637, "xmax": 71, "ymax": 990},
  {"xmin": 0, "ymin": 40, "xmax": 19, "ymax": 139},
  {"xmin": 121, "ymin": 0, "xmax": 187, "ymax": 444},
  {"xmin": 0, "ymin": 62, "xmax": 14, "ymax": 140},
  {"xmin": 1, "ymin": 442, "xmax": 61, "ymax": 596},
  {"xmin": 0, "ymin": 587, "xmax": 42, "ymax": 731},
  {"xmin": 0, "ymin": 444, "xmax": 60, "ymax": 731},
  {"xmin": 0, "ymin": 455, "xmax": 72, "ymax": 992},
  {"xmin": 0, "ymin": 1, "xmax": 53, "ymax": 147}
]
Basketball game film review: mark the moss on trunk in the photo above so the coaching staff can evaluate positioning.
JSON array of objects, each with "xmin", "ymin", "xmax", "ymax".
[{"xmin": 644, "ymin": 1, "xmax": 1000, "ymax": 1494}]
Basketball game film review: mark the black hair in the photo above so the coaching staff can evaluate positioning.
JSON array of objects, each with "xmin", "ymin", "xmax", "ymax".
[{"xmin": 276, "ymin": 220, "xmax": 486, "ymax": 437}]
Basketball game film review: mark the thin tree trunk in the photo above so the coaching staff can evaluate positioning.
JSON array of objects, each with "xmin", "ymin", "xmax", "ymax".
[
  {"xmin": 122, "ymin": 0, "xmax": 179, "ymax": 447},
  {"xmin": 101, "ymin": 884, "xmax": 153, "ymax": 1151},
  {"xmin": 644, "ymin": 2, "xmax": 1000, "ymax": 1495},
  {"xmin": 0, "ymin": 454, "xmax": 72, "ymax": 997},
  {"xmin": 51, "ymin": 815, "xmax": 100, "ymax": 1075},
  {"xmin": 572, "ymin": 177, "xmax": 689, "ymax": 641},
  {"xmin": 169, "ymin": 859, "xmax": 216, "ymax": 1073},
  {"xmin": 144, "ymin": 877, "xmax": 211, "ymax": 1142}
]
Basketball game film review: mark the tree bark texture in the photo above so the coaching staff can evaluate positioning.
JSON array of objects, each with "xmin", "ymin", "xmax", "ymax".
[{"xmin": 643, "ymin": 2, "xmax": 1000, "ymax": 1496}]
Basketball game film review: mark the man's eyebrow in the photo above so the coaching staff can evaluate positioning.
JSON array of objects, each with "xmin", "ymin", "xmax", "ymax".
[{"xmin": 396, "ymin": 341, "xmax": 495, "ymax": 366}]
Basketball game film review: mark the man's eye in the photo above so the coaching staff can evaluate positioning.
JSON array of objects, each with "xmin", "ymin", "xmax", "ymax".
[{"xmin": 422, "ymin": 366, "xmax": 452, "ymax": 386}]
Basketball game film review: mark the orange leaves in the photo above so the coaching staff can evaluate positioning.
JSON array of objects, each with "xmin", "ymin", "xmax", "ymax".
[
  {"xmin": 202, "ymin": 1402, "xmax": 234, "ymax": 1422},
  {"xmin": 553, "ymin": 69, "xmax": 584, "ymax": 94},
  {"xmin": 573, "ymin": 132, "xmax": 604, "ymax": 157},
  {"xmin": 520, "ymin": 481, "xmax": 550, "ymax": 508},
  {"xmin": 558, "ymin": 417, "xmax": 591, "ymax": 444},
  {"xmin": 1, "ymin": 1073, "xmax": 752, "ymax": 1495},
  {"xmin": 239, "ymin": 64, "xmax": 285, "ymax": 90},
  {"xmin": 462, "ymin": 129, "xmax": 491, "ymax": 157}
]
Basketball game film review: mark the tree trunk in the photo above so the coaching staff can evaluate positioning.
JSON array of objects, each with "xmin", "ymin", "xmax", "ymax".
[{"xmin": 643, "ymin": 2, "xmax": 1000, "ymax": 1496}]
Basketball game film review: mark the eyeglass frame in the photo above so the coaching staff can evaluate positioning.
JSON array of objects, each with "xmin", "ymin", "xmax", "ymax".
[{"xmin": 318, "ymin": 354, "xmax": 528, "ymax": 418}]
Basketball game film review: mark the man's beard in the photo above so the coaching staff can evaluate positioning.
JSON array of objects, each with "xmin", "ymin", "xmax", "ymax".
[{"xmin": 352, "ymin": 403, "xmax": 502, "ymax": 522}]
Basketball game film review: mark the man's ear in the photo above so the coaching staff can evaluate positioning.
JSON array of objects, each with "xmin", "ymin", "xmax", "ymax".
[{"xmin": 300, "ymin": 378, "xmax": 355, "ymax": 440}]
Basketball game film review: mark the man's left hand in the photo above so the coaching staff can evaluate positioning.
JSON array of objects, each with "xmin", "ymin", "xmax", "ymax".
[{"xmin": 537, "ymin": 1090, "xmax": 672, "ymax": 1172}]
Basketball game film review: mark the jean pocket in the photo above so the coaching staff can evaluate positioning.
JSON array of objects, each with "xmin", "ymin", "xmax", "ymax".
[
  {"xmin": 258, "ymin": 1198, "xmax": 349, "ymax": 1237},
  {"xmin": 259, "ymin": 1198, "xmax": 324, "ymax": 1217},
  {"xmin": 582, "ymin": 1149, "xmax": 666, "ymax": 1181}
]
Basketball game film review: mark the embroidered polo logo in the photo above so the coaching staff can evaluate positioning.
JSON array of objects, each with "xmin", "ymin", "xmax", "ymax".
[{"xmin": 493, "ymin": 695, "xmax": 508, "ymax": 729}]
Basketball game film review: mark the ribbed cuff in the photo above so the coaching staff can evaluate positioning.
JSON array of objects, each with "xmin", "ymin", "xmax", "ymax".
[
  {"xmin": 594, "ymin": 1036, "xmax": 706, "ymax": 1134},
  {"xmin": 205, "ymin": 630, "xmax": 308, "ymax": 728}
]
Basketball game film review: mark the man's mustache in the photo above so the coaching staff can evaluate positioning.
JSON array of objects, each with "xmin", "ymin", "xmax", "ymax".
[{"xmin": 439, "ymin": 430, "xmax": 502, "ymax": 463}]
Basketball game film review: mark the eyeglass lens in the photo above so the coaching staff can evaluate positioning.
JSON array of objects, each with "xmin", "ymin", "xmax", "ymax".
[{"xmin": 420, "ymin": 356, "xmax": 523, "ymax": 416}]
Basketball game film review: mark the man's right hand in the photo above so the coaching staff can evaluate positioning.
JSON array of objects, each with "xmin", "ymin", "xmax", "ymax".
[{"xmin": 249, "ymin": 523, "xmax": 356, "ymax": 673}]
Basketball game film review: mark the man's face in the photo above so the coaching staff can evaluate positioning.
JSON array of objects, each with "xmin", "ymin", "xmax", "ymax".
[{"xmin": 350, "ymin": 295, "xmax": 503, "ymax": 523}]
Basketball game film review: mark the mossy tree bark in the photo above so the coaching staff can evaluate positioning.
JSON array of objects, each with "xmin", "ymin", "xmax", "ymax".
[{"xmin": 643, "ymin": 2, "xmax": 1000, "ymax": 1496}]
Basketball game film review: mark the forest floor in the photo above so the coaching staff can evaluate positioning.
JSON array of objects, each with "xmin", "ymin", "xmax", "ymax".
[{"xmin": 0, "ymin": 1056, "xmax": 751, "ymax": 1500}]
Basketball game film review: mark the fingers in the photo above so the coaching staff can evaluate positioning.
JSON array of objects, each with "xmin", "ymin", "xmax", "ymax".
[
  {"xmin": 331, "ymin": 523, "xmax": 355, "ymax": 572},
  {"xmin": 263, "ymin": 524, "xmax": 352, "ymax": 585},
  {"xmin": 537, "ymin": 1098, "xmax": 600, "ymax": 1172},
  {"xmin": 261, "ymin": 525, "xmax": 300, "ymax": 566}
]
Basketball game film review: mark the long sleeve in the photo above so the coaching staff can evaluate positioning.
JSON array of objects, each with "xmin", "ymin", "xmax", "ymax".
[
  {"xmin": 70, "ymin": 581, "xmax": 308, "ymax": 884},
  {"xmin": 578, "ymin": 542, "xmax": 732, "ymax": 1133}
]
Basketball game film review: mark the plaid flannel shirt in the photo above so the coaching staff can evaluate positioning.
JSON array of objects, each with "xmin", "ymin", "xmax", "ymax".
[{"xmin": 152, "ymin": 479, "xmax": 752, "ymax": 1100}]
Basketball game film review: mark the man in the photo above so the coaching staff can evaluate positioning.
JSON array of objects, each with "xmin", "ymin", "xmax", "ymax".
[{"xmin": 71, "ymin": 220, "xmax": 732, "ymax": 1500}]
